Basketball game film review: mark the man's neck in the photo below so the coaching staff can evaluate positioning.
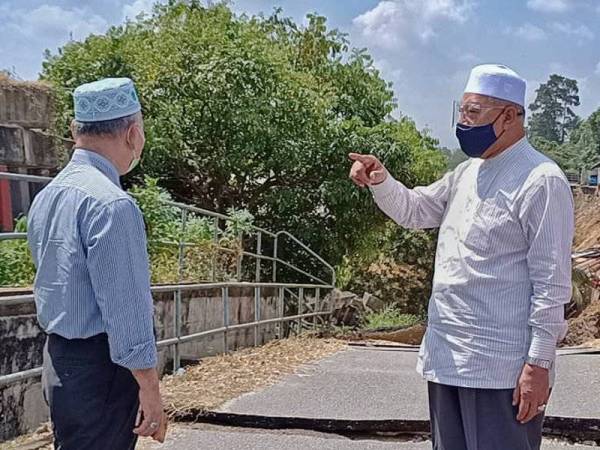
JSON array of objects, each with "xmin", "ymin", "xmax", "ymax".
[
  {"xmin": 482, "ymin": 130, "xmax": 526, "ymax": 159},
  {"xmin": 74, "ymin": 140, "xmax": 123, "ymax": 174}
]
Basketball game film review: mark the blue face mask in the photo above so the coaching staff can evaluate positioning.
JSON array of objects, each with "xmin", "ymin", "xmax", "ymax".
[{"xmin": 455, "ymin": 109, "xmax": 506, "ymax": 158}]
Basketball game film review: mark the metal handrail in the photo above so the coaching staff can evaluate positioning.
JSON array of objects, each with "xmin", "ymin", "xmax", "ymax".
[
  {"xmin": 162, "ymin": 199, "xmax": 276, "ymax": 238},
  {"xmin": 0, "ymin": 282, "xmax": 334, "ymax": 387},
  {"xmin": 156, "ymin": 311, "xmax": 331, "ymax": 348},
  {"xmin": 275, "ymin": 231, "xmax": 336, "ymax": 286},
  {"xmin": 0, "ymin": 282, "xmax": 332, "ymax": 306},
  {"xmin": 0, "ymin": 367, "xmax": 43, "ymax": 387},
  {"xmin": 152, "ymin": 240, "xmax": 326, "ymax": 284},
  {"xmin": 0, "ymin": 170, "xmax": 336, "ymax": 388},
  {"xmin": 0, "ymin": 171, "xmax": 334, "ymax": 285},
  {"xmin": 0, "ymin": 172, "xmax": 52, "ymax": 183},
  {"xmin": 0, "ymin": 233, "xmax": 27, "ymax": 241}
]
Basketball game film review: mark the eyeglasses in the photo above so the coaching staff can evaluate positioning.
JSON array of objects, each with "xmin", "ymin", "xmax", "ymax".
[
  {"xmin": 452, "ymin": 101, "xmax": 503, "ymax": 125},
  {"xmin": 451, "ymin": 101, "xmax": 523, "ymax": 127}
]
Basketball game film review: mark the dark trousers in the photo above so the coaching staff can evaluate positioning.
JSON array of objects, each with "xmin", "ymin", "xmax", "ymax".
[
  {"xmin": 428, "ymin": 382, "xmax": 544, "ymax": 450},
  {"xmin": 42, "ymin": 333, "xmax": 140, "ymax": 450}
]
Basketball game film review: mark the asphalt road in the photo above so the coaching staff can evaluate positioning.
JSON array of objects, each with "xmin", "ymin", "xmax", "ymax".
[{"xmin": 219, "ymin": 346, "xmax": 600, "ymax": 420}]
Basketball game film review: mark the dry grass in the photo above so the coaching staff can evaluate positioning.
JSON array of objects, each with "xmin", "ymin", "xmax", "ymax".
[
  {"xmin": 162, "ymin": 336, "xmax": 346, "ymax": 416},
  {"xmin": 0, "ymin": 73, "xmax": 52, "ymax": 92},
  {"xmin": 580, "ymin": 338, "xmax": 600, "ymax": 348},
  {"xmin": 0, "ymin": 423, "xmax": 52, "ymax": 450}
]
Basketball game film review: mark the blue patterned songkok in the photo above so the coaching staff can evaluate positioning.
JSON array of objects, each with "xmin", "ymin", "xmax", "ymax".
[{"xmin": 73, "ymin": 77, "xmax": 141, "ymax": 122}]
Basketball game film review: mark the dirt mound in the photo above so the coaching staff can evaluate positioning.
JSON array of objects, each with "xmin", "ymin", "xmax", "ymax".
[
  {"xmin": 574, "ymin": 192, "xmax": 600, "ymax": 251},
  {"xmin": 337, "ymin": 324, "xmax": 426, "ymax": 346},
  {"xmin": 563, "ymin": 300, "xmax": 600, "ymax": 347},
  {"xmin": 357, "ymin": 324, "xmax": 426, "ymax": 345},
  {"xmin": 565, "ymin": 192, "xmax": 600, "ymax": 346}
]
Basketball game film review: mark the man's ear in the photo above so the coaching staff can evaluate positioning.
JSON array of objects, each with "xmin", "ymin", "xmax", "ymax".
[
  {"xmin": 125, "ymin": 123, "xmax": 138, "ymax": 149},
  {"xmin": 70, "ymin": 120, "xmax": 78, "ymax": 140},
  {"xmin": 503, "ymin": 106, "xmax": 519, "ymax": 128}
]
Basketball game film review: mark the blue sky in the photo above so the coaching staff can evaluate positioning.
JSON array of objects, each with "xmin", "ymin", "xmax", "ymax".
[{"xmin": 1, "ymin": 0, "xmax": 599, "ymax": 147}]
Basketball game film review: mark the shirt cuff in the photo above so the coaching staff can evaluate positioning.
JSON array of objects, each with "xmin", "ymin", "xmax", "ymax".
[
  {"xmin": 528, "ymin": 334, "xmax": 557, "ymax": 362},
  {"xmin": 112, "ymin": 340, "xmax": 158, "ymax": 370},
  {"xmin": 369, "ymin": 173, "xmax": 397, "ymax": 199}
]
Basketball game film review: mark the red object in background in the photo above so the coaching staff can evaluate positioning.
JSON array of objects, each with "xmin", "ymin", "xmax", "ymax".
[{"xmin": 0, "ymin": 165, "xmax": 13, "ymax": 232}]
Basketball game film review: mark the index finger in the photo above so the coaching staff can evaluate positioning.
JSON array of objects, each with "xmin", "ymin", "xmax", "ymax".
[
  {"xmin": 348, "ymin": 153, "xmax": 372, "ymax": 163},
  {"xmin": 517, "ymin": 398, "xmax": 532, "ymax": 423}
]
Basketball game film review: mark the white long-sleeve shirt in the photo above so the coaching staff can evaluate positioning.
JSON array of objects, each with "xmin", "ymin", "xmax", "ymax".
[{"xmin": 371, "ymin": 137, "xmax": 573, "ymax": 389}]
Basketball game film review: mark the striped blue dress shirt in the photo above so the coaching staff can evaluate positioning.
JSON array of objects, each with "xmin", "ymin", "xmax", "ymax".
[
  {"xmin": 371, "ymin": 137, "xmax": 574, "ymax": 389},
  {"xmin": 27, "ymin": 149, "xmax": 157, "ymax": 370}
]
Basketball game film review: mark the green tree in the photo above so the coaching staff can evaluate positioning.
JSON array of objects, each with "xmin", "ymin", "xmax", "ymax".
[
  {"xmin": 528, "ymin": 74, "xmax": 580, "ymax": 144},
  {"xmin": 440, "ymin": 147, "xmax": 467, "ymax": 171},
  {"xmin": 563, "ymin": 109, "xmax": 600, "ymax": 170},
  {"xmin": 529, "ymin": 136, "xmax": 576, "ymax": 170},
  {"xmin": 41, "ymin": 2, "xmax": 445, "ymax": 269}
]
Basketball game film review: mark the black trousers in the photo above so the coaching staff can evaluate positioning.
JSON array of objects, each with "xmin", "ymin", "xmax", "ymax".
[
  {"xmin": 428, "ymin": 382, "xmax": 545, "ymax": 450},
  {"xmin": 42, "ymin": 333, "xmax": 140, "ymax": 450}
]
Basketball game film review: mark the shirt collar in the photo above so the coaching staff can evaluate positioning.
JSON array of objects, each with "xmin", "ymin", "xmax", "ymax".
[{"xmin": 70, "ymin": 148, "xmax": 121, "ymax": 187}]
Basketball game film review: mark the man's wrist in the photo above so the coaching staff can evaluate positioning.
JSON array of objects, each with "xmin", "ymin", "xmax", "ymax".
[
  {"xmin": 132, "ymin": 367, "xmax": 160, "ymax": 390},
  {"xmin": 525, "ymin": 356, "xmax": 553, "ymax": 370}
]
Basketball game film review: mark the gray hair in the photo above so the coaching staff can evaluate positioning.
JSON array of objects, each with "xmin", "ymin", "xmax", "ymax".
[
  {"xmin": 73, "ymin": 111, "xmax": 141, "ymax": 137},
  {"xmin": 489, "ymin": 97, "xmax": 526, "ymax": 119}
]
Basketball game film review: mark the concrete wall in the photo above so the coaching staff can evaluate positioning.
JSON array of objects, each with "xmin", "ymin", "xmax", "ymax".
[
  {"xmin": 0, "ymin": 125, "xmax": 57, "ymax": 169},
  {"xmin": 0, "ymin": 294, "xmax": 47, "ymax": 441},
  {"xmin": 0, "ymin": 82, "xmax": 53, "ymax": 129},
  {"xmin": 0, "ymin": 286, "xmax": 281, "ymax": 442},
  {"xmin": 0, "ymin": 79, "xmax": 62, "ymax": 231}
]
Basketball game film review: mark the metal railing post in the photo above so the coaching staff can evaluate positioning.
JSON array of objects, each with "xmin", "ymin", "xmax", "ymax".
[
  {"xmin": 272, "ymin": 236, "xmax": 278, "ymax": 282},
  {"xmin": 255, "ymin": 232, "xmax": 262, "ymax": 282},
  {"xmin": 254, "ymin": 286, "xmax": 260, "ymax": 347},
  {"xmin": 173, "ymin": 209, "xmax": 187, "ymax": 372},
  {"xmin": 212, "ymin": 217, "xmax": 219, "ymax": 281},
  {"xmin": 236, "ymin": 230, "xmax": 243, "ymax": 281},
  {"xmin": 173, "ymin": 290, "xmax": 180, "ymax": 373},
  {"xmin": 314, "ymin": 287, "xmax": 320, "ymax": 331},
  {"xmin": 278, "ymin": 286, "xmax": 284, "ymax": 339},
  {"xmin": 297, "ymin": 287, "xmax": 304, "ymax": 336},
  {"xmin": 223, "ymin": 286, "xmax": 229, "ymax": 353}
]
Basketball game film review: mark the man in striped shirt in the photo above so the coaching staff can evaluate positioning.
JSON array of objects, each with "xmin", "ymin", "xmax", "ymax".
[
  {"xmin": 27, "ymin": 78, "xmax": 167, "ymax": 449},
  {"xmin": 349, "ymin": 65, "xmax": 573, "ymax": 449}
]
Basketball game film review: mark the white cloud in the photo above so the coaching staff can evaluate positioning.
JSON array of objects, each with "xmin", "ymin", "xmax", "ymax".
[
  {"xmin": 5, "ymin": 5, "xmax": 108, "ymax": 41},
  {"xmin": 353, "ymin": 0, "xmax": 474, "ymax": 49},
  {"xmin": 122, "ymin": 0, "xmax": 165, "ymax": 22},
  {"xmin": 509, "ymin": 23, "xmax": 548, "ymax": 41},
  {"xmin": 595, "ymin": 61, "xmax": 600, "ymax": 75},
  {"xmin": 506, "ymin": 21, "xmax": 594, "ymax": 45},
  {"xmin": 457, "ymin": 52, "xmax": 479, "ymax": 64},
  {"xmin": 373, "ymin": 58, "xmax": 404, "ymax": 82},
  {"xmin": 527, "ymin": 0, "xmax": 570, "ymax": 13},
  {"xmin": 549, "ymin": 61, "xmax": 565, "ymax": 72},
  {"xmin": 551, "ymin": 22, "xmax": 595, "ymax": 41}
]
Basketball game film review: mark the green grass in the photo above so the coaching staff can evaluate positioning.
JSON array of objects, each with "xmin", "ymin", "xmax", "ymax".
[{"xmin": 361, "ymin": 306, "xmax": 423, "ymax": 331}]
